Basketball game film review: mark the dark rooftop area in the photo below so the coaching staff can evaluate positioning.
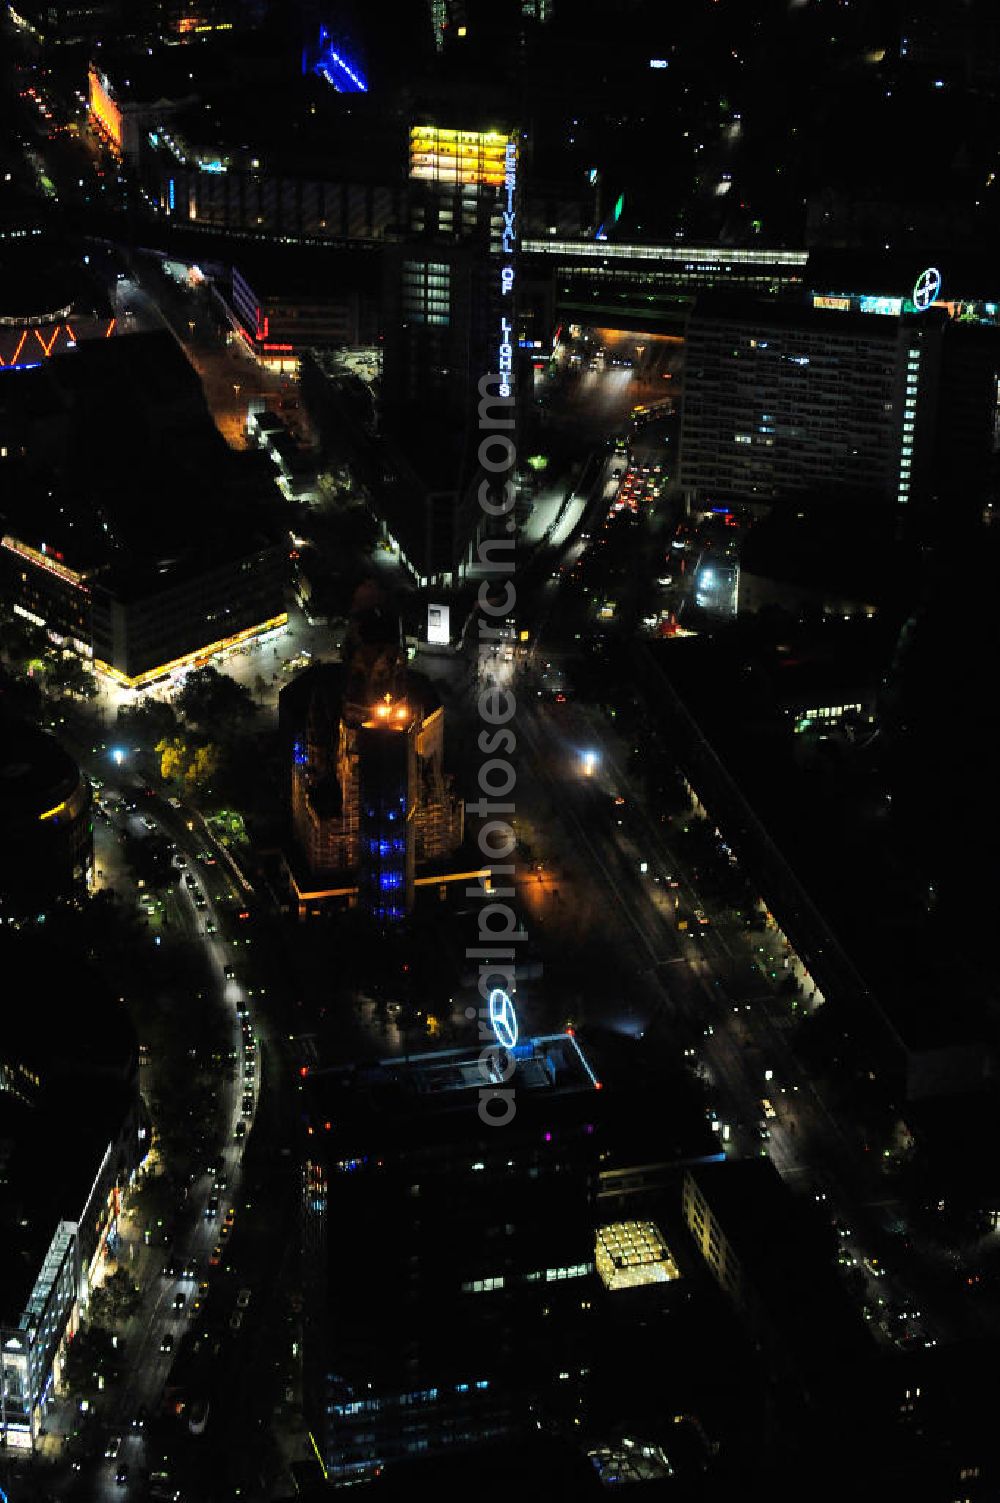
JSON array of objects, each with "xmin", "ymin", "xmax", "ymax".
[
  {"xmin": 689, "ymin": 291, "xmax": 945, "ymax": 338},
  {"xmin": 0, "ymin": 931, "xmax": 137, "ymax": 1322},
  {"xmin": 302, "ymin": 1031, "xmax": 602, "ymax": 1156},
  {"xmin": 643, "ymin": 622, "xmax": 990, "ymax": 1052},
  {"xmin": 0, "ymin": 719, "xmax": 81, "ymax": 820},
  {"xmin": 0, "ymin": 332, "xmax": 283, "ymax": 574},
  {"xmin": 687, "ymin": 1159, "xmax": 871, "ymax": 1364}
]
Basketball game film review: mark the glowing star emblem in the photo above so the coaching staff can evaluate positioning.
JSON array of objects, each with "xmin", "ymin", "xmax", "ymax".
[
  {"xmin": 488, "ymin": 988, "xmax": 518, "ymax": 1050},
  {"xmin": 913, "ymin": 266, "xmax": 942, "ymax": 311}
]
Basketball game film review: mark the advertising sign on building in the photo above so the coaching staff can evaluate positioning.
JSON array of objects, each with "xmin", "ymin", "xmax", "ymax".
[{"xmin": 427, "ymin": 604, "xmax": 450, "ymax": 645}]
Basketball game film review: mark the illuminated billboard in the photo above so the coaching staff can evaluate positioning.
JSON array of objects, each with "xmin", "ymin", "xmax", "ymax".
[
  {"xmin": 409, "ymin": 126, "xmax": 511, "ymax": 187},
  {"xmin": 427, "ymin": 603, "xmax": 450, "ymax": 645},
  {"xmin": 858, "ymin": 294, "xmax": 903, "ymax": 317},
  {"xmin": 88, "ymin": 66, "xmax": 122, "ymax": 152}
]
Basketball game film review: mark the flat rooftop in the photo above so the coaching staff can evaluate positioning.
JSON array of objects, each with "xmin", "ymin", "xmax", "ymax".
[
  {"xmin": 522, "ymin": 240, "xmax": 808, "ymax": 269},
  {"xmin": 687, "ymin": 1159, "xmax": 871, "ymax": 1365},
  {"xmin": 302, "ymin": 1031, "xmax": 603, "ymax": 1155},
  {"xmin": 0, "ymin": 332, "xmax": 283, "ymax": 578},
  {"xmin": 642, "ymin": 623, "xmax": 990, "ymax": 1053},
  {"xmin": 378, "ymin": 1031, "xmax": 599, "ymax": 1099},
  {"xmin": 686, "ymin": 290, "xmax": 925, "ymax": 337}
]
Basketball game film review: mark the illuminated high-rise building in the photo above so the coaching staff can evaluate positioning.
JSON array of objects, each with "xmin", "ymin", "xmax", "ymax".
[
  {"xmin": 300, "ymin": 1028, "xmax": 605, "ymax": 1483},
  {"xmin": 680, "ymin": 292, "xmax": 1000, "ymax": 530},
  {"xmin": 680, "ymin": 296, "xmax": 920, "ymax": 510},
  {"xmin": 377, "ymin": 119, "xmax": 523, "ymax": 579}
]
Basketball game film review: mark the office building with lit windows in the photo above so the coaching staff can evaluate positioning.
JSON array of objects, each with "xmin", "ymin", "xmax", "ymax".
[
  {"xmin": 300, "ymin": 1028, "xmax": 605, "ymax": 1484},
  {"xmin": 214, "ymin": 251, "xmax": 379, "ymax": 373},
  {"xmin": 0, "ymin": 929, "xmax": 143, "ymax": 1451},
  {"xmin": 519, "ymin": 240, "xmax": 809, "ymax": 338},
  {"xmin": 375, "ymin": 120, "xmax": 524, "ymax": 579},
  {"xmin": 681, "ymin": 1161, "xmax": 870, "ymax": 1424},
  {"xmin": 294, "ymin": 1014, "xmax": 743, "ymax": 1489},
  {"xmin": 0, "ymin": 331, "xmax": 288, "ymax": 688},
  {"xmin": 679, "ymin": 296, "xmax": 929, "ymax": 511},
  {"xmin": 679, "ymin": 294, "xmax": 1000, "ymax": 525},
  {"xmin": 135, "ymin": 58, "xmax": 404, "ymax": 239}
]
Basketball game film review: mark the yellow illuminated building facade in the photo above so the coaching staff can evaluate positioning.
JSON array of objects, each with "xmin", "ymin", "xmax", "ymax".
[
  {"xmin": 409, "ymin": 126, "xmax": 511, "ymax": 187},
  {"xmin": 88, "ymin": 66, "xmax": 122, "ymax": 153},
  {"xmin": 596, "ymin": 1220, "xmax": 680, "ymax": 1292}
]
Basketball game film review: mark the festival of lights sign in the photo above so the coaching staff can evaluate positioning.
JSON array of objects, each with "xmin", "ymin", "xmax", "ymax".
[
  {"xmin": 488, "ymin": 988, "xmax": 518, "ymax": 1050},
  {"xmin": 498, "ymin": 138, "xmax": 517, "ymax": 399}
]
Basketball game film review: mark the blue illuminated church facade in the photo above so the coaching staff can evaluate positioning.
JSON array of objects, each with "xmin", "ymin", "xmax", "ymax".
[{"xmin": 279, "ymin": 604, "xmax": 463, "ymax": 919}]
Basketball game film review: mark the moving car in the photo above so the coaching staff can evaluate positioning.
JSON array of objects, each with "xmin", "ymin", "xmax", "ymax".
[
  {"xmin": 160, "ymin": 1332, "xmax": 174, "ymax": 1353},
  {"xmin": 236, "ymin": 1287, "xmax": 252, "ymax": 1309},
  {"xmin": 105, "ymin": 1434, "xmax": 122, "ymax": 1459},
  {"xmin": 116, "ymin": 1462, "xmax": 129, "ymax": 1486},
  {"xmin": 188, "ymin": 1398, "xmax": 210, "ymax": 1436}
]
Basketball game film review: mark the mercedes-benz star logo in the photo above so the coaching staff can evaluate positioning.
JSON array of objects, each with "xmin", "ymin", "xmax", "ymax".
[
  {"xmin": 913, "ymin": 266, "xmax": 942, "ymax": 312},
  {"xmin": 488, "ymin": 988, "xmax": 518, "ymax": 1050}
]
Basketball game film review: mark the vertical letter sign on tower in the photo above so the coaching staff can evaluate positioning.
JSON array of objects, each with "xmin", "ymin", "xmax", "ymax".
[{"xmin": 498, "ymin": 137, "xmax": 518, "ymax": 399}]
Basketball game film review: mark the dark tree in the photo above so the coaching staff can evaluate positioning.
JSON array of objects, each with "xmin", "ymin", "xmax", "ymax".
[{"xmin": 177, "ymin": 667, "xmax": 256, "ymax": 734}]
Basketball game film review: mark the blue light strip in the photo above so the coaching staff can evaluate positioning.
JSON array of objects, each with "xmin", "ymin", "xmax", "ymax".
[
  {"xmin": 566, "ymin": 1033, "xmax": 602, "ymax": 1089},
  {"xmin": 314, "ymin": 45, "xmax": 367, "ymax": 93}
]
